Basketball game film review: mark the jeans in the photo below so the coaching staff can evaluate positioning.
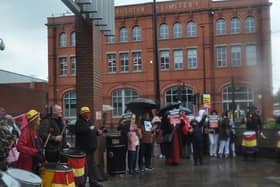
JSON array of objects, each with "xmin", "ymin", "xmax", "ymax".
[
  {"xmin": 128, "ymin": 150, "xmax": 137, "ymax": 172},
  {"xmin": 208, "ymin": 133, "xmax": 219, "ymax": 156},
  {"xmin": 218, "ymin": 138, "xmax": 230, "ymax": 156}
]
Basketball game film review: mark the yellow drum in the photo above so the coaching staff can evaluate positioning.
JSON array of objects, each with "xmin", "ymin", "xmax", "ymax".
[
  {"xmin": 41, "ymin": 163, "xmax": 75, "ymax": 187},
  {"xmin": 242, "ymin": 131, "xmax": 258, "ymax": 153},
  {"xmin": 277, "ymin": 131, "xmax": 280, "ymax": 149}
]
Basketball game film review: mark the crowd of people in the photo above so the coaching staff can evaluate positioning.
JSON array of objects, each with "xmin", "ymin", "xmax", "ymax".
[{"xmin": 0, "ymin": 104, "xmax": 269, "ymax": 186}]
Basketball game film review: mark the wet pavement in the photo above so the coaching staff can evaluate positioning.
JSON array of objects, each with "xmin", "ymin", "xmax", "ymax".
[{"xmin": 100, "ymin": 156, "xmax": 280, "ymax": 187}]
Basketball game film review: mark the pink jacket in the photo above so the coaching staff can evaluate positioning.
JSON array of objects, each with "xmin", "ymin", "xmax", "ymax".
[{"xmin": 127, "ymin": 125, "xmax": 138, "ymax": 151}]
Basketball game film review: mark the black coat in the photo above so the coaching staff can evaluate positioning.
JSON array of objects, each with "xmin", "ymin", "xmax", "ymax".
[
  {"xmin": 75, "ymin": 116, "xmax": 98, "ymax": 152},
  {"xmin": 39, "ymin": 116, "xmax": 65, "ymax": 152}
]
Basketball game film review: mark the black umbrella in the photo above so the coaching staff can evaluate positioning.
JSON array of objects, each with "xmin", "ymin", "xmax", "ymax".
[
  {"xmin": 179, "ymin": 107, "xmax": 193, "ymax": 115},
  {"xmin": 158, "ymin": 102, "xmax": 181, "ymax": 116},
  {"xmin": 126, "ymin": 98, "xmax": 157, "ymax": 115}
]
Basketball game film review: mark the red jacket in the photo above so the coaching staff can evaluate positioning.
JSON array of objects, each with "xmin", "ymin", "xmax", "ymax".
[{"xmin": 16, "ymin": 127, "xmax": 38, "ymax": 171}]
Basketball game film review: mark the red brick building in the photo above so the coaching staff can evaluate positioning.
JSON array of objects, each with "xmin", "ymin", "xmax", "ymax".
[
  {"xmin": 0, "ymin": 70, "xmax": 48, "ymax": 116},
  {"xmin": 47, "ymin": 0, "xmax": 273, "ymax": 125}
]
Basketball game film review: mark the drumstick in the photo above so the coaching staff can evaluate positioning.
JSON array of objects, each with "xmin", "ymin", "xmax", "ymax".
[{"xmin": 44, "ymin": 128, "xmax": 54, "ymax": 148}]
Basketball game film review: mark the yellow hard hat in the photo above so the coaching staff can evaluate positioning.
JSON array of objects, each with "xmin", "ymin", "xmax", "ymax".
[
  {"xmin": 80, "ymin": 106, "xmax": 90, "ymax": 114},
  {"xmin": 26, "ymin": 109, "xmax": 40, "ymax": 122}
]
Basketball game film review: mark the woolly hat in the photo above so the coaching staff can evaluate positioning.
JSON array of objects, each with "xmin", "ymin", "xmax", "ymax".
[
  {"xmin": 25, "ymin": 109, "xmax": 40, "ymax": 123},
  {"xmin": 80, "ymin": 106, "xmax": 90, "ymax": 114}
]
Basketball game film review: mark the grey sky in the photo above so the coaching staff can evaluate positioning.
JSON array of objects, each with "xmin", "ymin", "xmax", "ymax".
[{"xmin": 0, "ymin": 0, "xmax": 279, "ymax": 93}]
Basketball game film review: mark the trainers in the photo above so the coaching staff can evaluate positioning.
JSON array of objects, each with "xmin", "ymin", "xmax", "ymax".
[{"xmin": 145, "ymin": 167, "xmax": 153, "ymax": 171}]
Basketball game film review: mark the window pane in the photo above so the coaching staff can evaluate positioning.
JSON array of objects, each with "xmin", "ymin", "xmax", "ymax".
[
  {"xmin": 245, "ymin": 16, "xmax": 255, "ymax": 33},
  {"xmin": 107, "ymin": 35, "xmax": 115, "ymax": 43},
  {"xmin": 216, "ymin": 46, "xmax": 227, "ymax": 67},
  {"xmin": 70, "ymin": 56, "xmax": 76, "ymax": 75},
  {"xmin": 71, "ymin": 32, "xmax": 76, "ymax": 47},
  {"xmin": 59, "ymin": 57, "xmax": 67, "ymax": 76},
  {"xmin": 173, "ymin": 23, "xmax": 182, "ymax": 39},
  {"xmin": 133, "ymin": 52, "xmax": 142, "ymax": 72},
  {"xmin": 216, "ymin": 19, "xmax": 226, "ymax": 35},
  {"xmin": 107, "ymin": 54, "xmax": 116, "ymax": 73},
  {"xmin": 187, "ymin": 21, "xmax": 196, "ymax": 37},
  {"xmin": 164, "ymin": 86, "xmax": 194, "ymax": 112},
  {"xmin": 174, "ymin": 49, "xmax": 183, "ymax": 70},
  {"xmin": 160, "ymin": 50, "xmax": 170, "ymax": 70},
  {"xmin": 246, "ymin": 44, "xmax": 256, "ymax": 66},
  {"xmin": 120, "ymin": 27, "xmax": 128, "ymax": 42},
  {"xmin": 160, "ymin": 24, "xmax": 169, "ymax": 39},
  {"xmin": 64, "ymin": 91, "xmax": 77, "ymax": 118},
  {"xmin": 132, "ymin": 26, "xmax": 141, "ymax": 41},
  {"xmin": 187, "ymin": 48, "xmax": 197, "ymax": 69},
  {"xmin": 112, "ymin": 89, "xmax": 139, "ymax": 117},
  {"xmin": 59, "ymin": 33, "xmax": 67, "ymax": 48},
  {"xmin": 231, "ymin": 46, "xmax": 241, "ymax": 66},
  {"xmin": 230, "ymin": 17, "xmax": 240, "ymax": 34},
  {"xmin": 120, "ymin": 53, "xmax": 129, "ymax": 72}
]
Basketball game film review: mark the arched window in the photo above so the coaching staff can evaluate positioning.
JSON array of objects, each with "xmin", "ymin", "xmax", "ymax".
[
  {"xmin": 245, "ymin": 16, "xmax": 255, "ymax": 33},
  {"xmin": 120, "ymin": 27, "xmax": 128, "ymax": 42},
  {"xmin": 230, "ymin": 17, "xmax": 240, "ymax": 34},
  {"xmin": 165, "ymin": 86, "xmax": 195, "ymax": 112},
  {"xmin": 112, "ymin": 88, "xmax": 139, "ymax": 117},
  {"xmin": 59, "ymin": 32, "xmax": 67, "ymax": 48},
  {"xmin": 222, "ymin": 85, "xmax": 253, "ymax": 113},
  {"xmin": 187, "ymin": 21, "xmax": 197, "ymax": 37},
  {"xmin": 132, "ymin": 26, "xmax": 141, "ymax": 41},
  {"xmin": 71, "ymin": 32, "xmax": 76, "ymax": 47},
  {"xmin": 216, "ymin": 18, "xmax": 226, "ymax": 35},
  {"xmin": 160, "ymin": 23, "xmax": 169, "ymax": 39},
  {"xmin": 173, "ymin": 23, "xmax": 182, "ymax": 39},
  {"xmin": 63, "ymin": 91, "xmax": 77, "ymax": 118}
]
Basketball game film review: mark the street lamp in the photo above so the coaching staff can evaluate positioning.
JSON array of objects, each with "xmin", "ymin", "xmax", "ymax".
[
  {"xmin": 200, "ymin": 25, "xmax": 206, "ymax": 93},
  {"xmin": 0, "ymin": 38, "xmax": 5, "ymax": 51},
  {"xmin": 152, "ymin": 0, "xmax": 160, "ymax": 106}
]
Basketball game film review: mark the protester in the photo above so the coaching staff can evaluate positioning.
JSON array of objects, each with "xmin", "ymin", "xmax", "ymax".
[
  {"xmin": 16, "ymin": 109, "xmax": 44, "ymax": 174},
  {"xmin": 189, "ymin": 118, "xmax": 203, "ymax": 165},
  {"xmin": 229, "ymin": 117, "xmax": 237, "ymax": 157},
  {"xmin": 208, "ymin": 110, "xmax": 219, "ymax": 157},
  {"xmin": 0, "ymin": 126, "xmax": 15, "ymax": 171},
  {"xmin": 127, "ymin": 114, "xmax": 141, "ymax": 175},
  {"xmin": 39, "ymin": 104, "xmax": 67, "ymax": 162},
  {"xmin": 138, "ymin": 111, "xmax": 154, "ymax": 171},
  {"xmin": 218, "ymin": 112, "xmax": 231, "ymax": 159},
  {"xmin": 75, "ymin": 106, "xmax": 103, "ymax": 187},
  {"xmin": 0, "ymin": 107, "xmax": 6, "ymax": 122}
]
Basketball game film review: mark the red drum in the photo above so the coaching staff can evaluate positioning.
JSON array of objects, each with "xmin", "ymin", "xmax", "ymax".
[
  {"xmin": 241, "ymin": 131, "xmax": 258, "ymax": 154},
  {"xmin": 41, "ymin": 163, "xmax": 75, "ymax": 187},
  {"xmin": 61, "ymin": 148, "xmax": 86, "ymax": 186}
]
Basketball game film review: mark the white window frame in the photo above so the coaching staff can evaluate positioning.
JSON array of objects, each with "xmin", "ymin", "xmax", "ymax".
[
  {"xmin": 70, "ymin": 56, "xmax": 76, "ymax": 75},
  {"xmin": 160, "ymin": 24, "xmax": 169, "ymax": 40},
  {"xmin": 230, "ymin": 17, "xmax": 240, "ymax": 34},
  {"xmin": 231, "ymin": 45, "xmax": 241, "ymax": 67},
  {"xmin": 107, "ymin": 53, "xmax": 116, "ymax": 73},
  {"xmin": 187, "ymin": 21, "xmax": 197, "ymax": 37},
  {"xmin": 120, "ymin": 53, "xmax": 129, "ymax": 73},
  {"xmin": 187, "ymin": 48, "xmax": 198, "ymax": 69},
  {"xmin": 216, "ymin": 46, "xmax": 227, "ymax": 67},
  {"xmin": 173, "ymin": 23, "xmax": 182, "ymax": 39},
  {"xmin": 132, "ymin": 51, "xmax": 142, "ymax": 72},
  {"xmin": 132, "ymin": 26, "xmax": 141, "ymax": 41},
  {"xmin": 245, "ymin": 16, "xmax": 255, "ymax": 33},
  {"xmin": 160, "ymin": 50, "xmax": 170, "ymax": 70},
  {"xmin": 59, "ymin": 56, "xmax": 67, "ymax": 76},
  {"xmin": 59, "ymin": 32, "xmax": 67, "ymax": 48},
  {"xmin": 216, "ymin": 19, "xmax": 226, "ymax": 35},
  {"xmin": 120, "ymin": 27, "xmax": 128, "ymax": 42},
  {"xmin": 246, "ymin": 44, "xmax": 256, "ymax": 66}
]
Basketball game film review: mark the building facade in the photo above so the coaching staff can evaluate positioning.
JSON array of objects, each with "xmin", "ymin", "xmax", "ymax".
[{"xmin": 47, "ymin": 0, "xmax": 273, "ymax": 125}]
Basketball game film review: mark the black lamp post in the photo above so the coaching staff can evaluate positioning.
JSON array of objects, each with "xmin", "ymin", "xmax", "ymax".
[
  {"xmin": 152, "ymin": 0, "xmax": 160, "ymax": 106},
  {"xmin": 200, "ymin": 25, "xmax": 206, "ymax": 94}
]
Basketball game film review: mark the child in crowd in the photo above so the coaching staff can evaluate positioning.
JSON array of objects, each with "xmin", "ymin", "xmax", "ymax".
[{"xmin": 127, "ymin": 114, "xmax": 141, "ymax": 174}]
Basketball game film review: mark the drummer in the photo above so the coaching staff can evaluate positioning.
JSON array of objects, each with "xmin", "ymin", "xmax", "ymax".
[
  {"xmin": 16, "ymin": 109, "xmax": 44, "ymax": 174},
  {"xmin": 39, "ymin": 104, "xmax": 69, "ymax": 162},
  {"xmin": 75, "ymin": 106, "xmax": 103, "ymax": 187},
  {"xmin": 245, "ymin": 105, "xmax": 265, "ymax": 138}
]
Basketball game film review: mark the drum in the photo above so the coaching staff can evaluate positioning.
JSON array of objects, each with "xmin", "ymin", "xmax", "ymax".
[
  {"xmin": 61, "ymin": 148, "xmax": 86, "ymax": 186},
  {"xmin": 6, "ymin": 168, "xmax": 41, "ymax": 187},
  {"xmin": 0, "ymin": 171, "xmax": 20, "ymax": 187},
  {"xmin": 242, "ymin": 131, "xmax": 258, "ymax": 153},
  {"xmin": 41, "ymin": 163, "xmax": 75, "ymax": 187},
  {"xmin": 277, "ymin": 131, "xmax": 280, "ymax": 150}
]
